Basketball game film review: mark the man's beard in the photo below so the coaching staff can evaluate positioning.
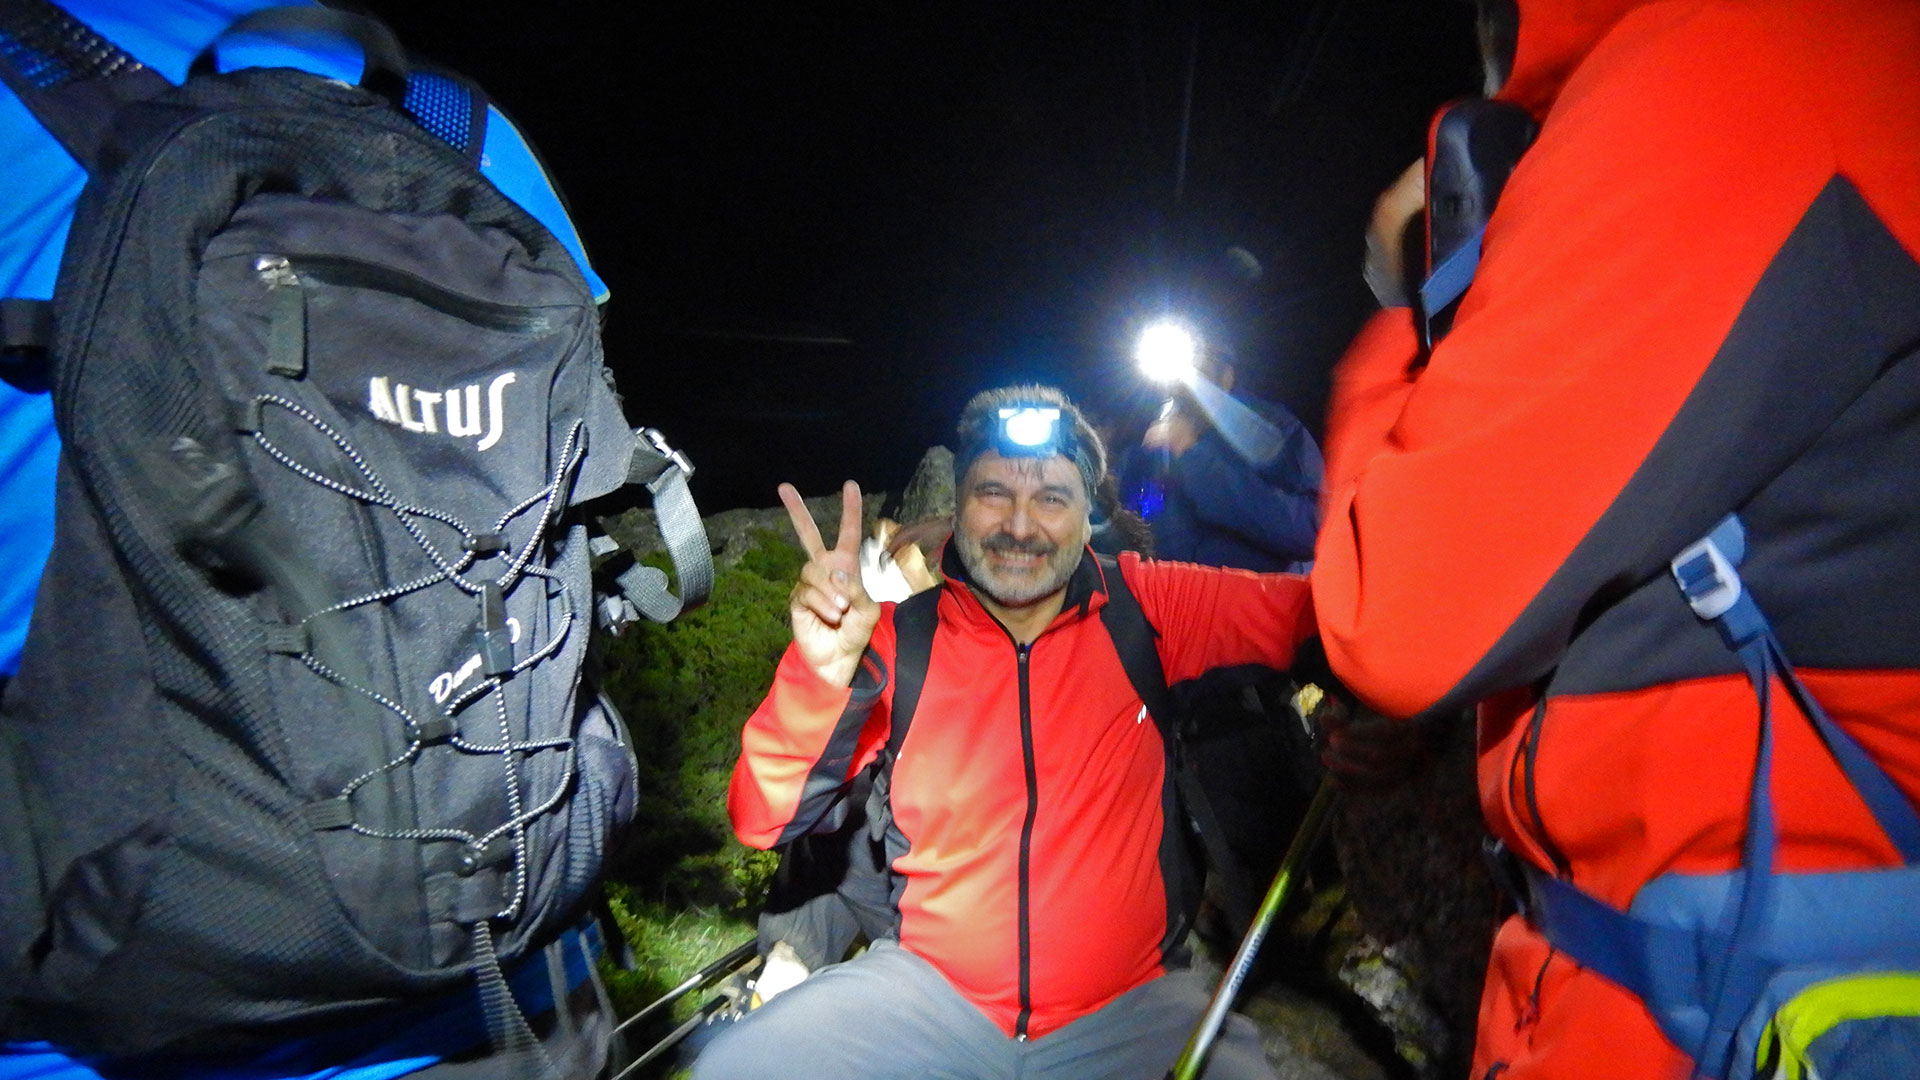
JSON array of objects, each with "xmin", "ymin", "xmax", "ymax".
[{"xmin": 955, "ymin": 527, "xmax": 1083, "ymax": 608}]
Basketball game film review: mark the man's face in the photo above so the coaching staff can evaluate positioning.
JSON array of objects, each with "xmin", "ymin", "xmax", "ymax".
[{"xmin": 954, "ymin": 450, "xmax": 1091, "ymax": 609}]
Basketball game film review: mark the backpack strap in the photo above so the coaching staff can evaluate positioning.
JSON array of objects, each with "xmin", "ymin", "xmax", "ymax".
[
  {"xmin": 1418, "ymin": 98, "xmax": 1537, "ymax": 350},
  {"xmin": 401, "ymin": 64, "xmax": 490, "ymax": 167},
  {"xmin": 1523, "ymin": 513, "xmax": 1920, "ymax": 1078},
  {"xmin": 187, "ymin": 6, "xmax": 408, "ymax": 104},
  {"xmin": 589, "ymin": 428, "xmax": 713, "ymax": 628},
  {"xmin": 1669, "ymin": 515, "xmax": 1920, "ymax": 861},
  {"xmin": 862, "ymin": 586, "xmax": 938, "ymax": 921},
  {"xmin": 1096, "ymin": 554, "xmax": 1253, "ymax": 932},
  {"xmin": 0, "ymin": 0, "xmax": 170, "ymax": 173},
  {"xmin": 880, "ymin": 587, "xmax": 941, "ymax": 760}
]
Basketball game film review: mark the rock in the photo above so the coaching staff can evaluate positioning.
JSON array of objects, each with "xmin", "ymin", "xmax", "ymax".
[
  {"xmin": 1338, "ymin": 938, "xmax": 1453, "ymax": 1078},
  {"xmin": 1242, "ymin": 986, "xmax": 1395, "ymax": 1080},
  {"xmin": 1330, "ymin": 710, "xmax": 1499, "ymax": 1076},
  {"xmin": 1188, "ymin": 935, "xmax": 1397, "ymax": 1080},
  {"xmin": 601, "ymin": 493, "xmax": 886, "ymax": 569},
  {"xmin": 895, "ymin": 445, "xmax": 954, "ymax": 524}
]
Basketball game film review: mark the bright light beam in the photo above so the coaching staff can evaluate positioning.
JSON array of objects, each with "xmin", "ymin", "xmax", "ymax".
[{"xmin": 1135, "ymin": 320, "xmax": 1200, "ymax": 385}]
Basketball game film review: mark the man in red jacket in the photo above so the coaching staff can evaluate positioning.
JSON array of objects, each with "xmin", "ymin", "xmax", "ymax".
[
  {"xmin": 695, "ymin": 385, "xmax": 1317, "ymax": 1079},
  {"xmin": 1316, "ymin": 1, "xmax": 1920, "ymax": 1077}
]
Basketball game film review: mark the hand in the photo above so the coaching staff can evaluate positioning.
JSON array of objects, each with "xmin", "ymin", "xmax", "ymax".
[
  {"xmin": 1316, "ymin": 697, "xmax": 1428, "ymax": 788},
  {"xmin": 1142, "ymin": 407, "xmax": 1200, "ymax": 458},
  {"xmin": 780, "ymin": 481, "xmax": 881, "ymax": 687},
  {"xmin": 1363, "ymin": 157, "xmax": 1426, "ymax": 309}
]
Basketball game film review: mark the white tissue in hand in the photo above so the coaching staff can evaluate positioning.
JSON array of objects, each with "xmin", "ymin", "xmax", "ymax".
[{"xmin": 859, "ymin": 537, "xmax": 914, "ymax": 603}]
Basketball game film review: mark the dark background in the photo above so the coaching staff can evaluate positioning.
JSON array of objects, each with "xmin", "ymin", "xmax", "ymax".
[{"xmin": 368, "ymin": 1, "xmax": 1480, "ymax": 513}]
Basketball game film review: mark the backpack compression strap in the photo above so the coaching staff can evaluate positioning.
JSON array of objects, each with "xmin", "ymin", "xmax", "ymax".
[{"xmin": 589, "ymin": 429, "xmax": 714, "ymax": 628}]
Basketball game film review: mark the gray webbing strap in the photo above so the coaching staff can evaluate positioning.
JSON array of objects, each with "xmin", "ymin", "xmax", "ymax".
[{"xmin": 596, "ymin": 428, "xmax": 712, "ymax": 627}]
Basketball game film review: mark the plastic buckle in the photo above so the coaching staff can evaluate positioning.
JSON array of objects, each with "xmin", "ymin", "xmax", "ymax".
[
  {"xmin": 1670, "ymin": 536, "xmax": 1742, "ymax": 621},
  {"xmin": 463, "ymin": 533, "xmax": 508, "ymax": 558},
  {"xmin": 640, "ymin": 427, "xmax": 694, "ymax": 479},
  {"xmin": 473, "ymin": 583, "xmax": 514, "ymax": 677},
  {"xmin": 407, "ymin": 714, "xmax": 458, "ymax": 744}
]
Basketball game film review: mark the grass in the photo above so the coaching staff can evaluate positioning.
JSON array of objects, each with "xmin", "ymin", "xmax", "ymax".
[{"xmin": 590, "ymin": 528, "xmax": 806, "ymax": 1074}]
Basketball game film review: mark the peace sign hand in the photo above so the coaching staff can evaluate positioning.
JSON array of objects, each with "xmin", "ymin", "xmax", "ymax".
[{"xmin": 779, "ymin": 481, "xmax": 882, "ymax": 687}]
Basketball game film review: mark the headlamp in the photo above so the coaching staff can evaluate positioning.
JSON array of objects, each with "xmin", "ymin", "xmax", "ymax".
[
  {"xmin": 1134, "ymin": 319, "xmax": 1200, "ymax": 386},
  {"xmin": 994, "ymin": 405, "xmax": 1076, "ymax": 459}
]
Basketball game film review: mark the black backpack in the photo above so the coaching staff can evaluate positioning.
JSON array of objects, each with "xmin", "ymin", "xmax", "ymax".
[{"xmin": 0, "ymin": 3, "xmax": 710, "ymax": 1058}]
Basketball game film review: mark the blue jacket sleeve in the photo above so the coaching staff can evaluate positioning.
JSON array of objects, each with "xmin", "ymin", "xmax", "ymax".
[{"xmin": 1169, "ymin": 400, "xmax": 1322, "ymax": 564}]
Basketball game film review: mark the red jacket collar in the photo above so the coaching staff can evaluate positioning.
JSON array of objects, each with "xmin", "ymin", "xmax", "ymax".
[
  {"xmin": 934, "ymin": 541, "xmax": 1111, "ymax": 635},
  {"xmin": 1498, "ymin": 0, "xmax": 1658, "ymax": 119}
]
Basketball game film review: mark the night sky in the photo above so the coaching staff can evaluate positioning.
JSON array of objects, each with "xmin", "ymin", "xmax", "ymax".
[{"xmin": 368, "ymin": 1, "xmax": 1480, "ymax": 514}]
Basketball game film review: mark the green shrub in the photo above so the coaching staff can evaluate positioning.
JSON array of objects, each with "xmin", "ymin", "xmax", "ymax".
[{"xmin": 595, "ymin": 526, "xmax": 804, "ymax": 1040}]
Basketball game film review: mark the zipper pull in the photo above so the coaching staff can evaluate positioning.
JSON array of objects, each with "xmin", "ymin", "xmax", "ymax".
[
  {"xmin": 255, "ymin": 255, "xmax": 301, "ymax": 288},
  {"xmin": 255, "ymin": 256, "xmax": 306, "ymax": 378}
]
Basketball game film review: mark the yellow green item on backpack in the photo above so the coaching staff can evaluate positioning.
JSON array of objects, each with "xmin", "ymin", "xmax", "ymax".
[{"xmin": 1755, "ymin": 973, "xmax": 1920, "ymax": 1080}]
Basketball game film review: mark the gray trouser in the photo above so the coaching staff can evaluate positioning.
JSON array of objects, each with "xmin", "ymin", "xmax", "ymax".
[{"xmin": 689, "ymin": 940, "xmax": 1276, "ymax": 1080}]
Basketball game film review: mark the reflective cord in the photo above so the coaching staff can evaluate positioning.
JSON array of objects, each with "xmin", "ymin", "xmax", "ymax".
[{"xmin": 239, "ymin": 392, "xmax": 591, "ymax": 918}]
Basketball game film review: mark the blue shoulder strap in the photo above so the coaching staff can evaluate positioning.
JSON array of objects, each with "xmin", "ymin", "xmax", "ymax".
[
  {"xmin": 1527, "ymin": 513, "xmax": 1920, "ymax": 1077},
  {"xmin": 1672, "ymin": 514, "xmax": 1920, "ymax": 861},
  {"xmin": 1417, "ymin": 98, "xmax": 1536, "ymax": 350}
]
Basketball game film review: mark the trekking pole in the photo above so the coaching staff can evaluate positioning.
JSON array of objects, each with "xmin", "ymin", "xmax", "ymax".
[
  {"xmin": 608, "ymin": 938, "xmax": 757, "ymax": 1044},
  {"xmin": 612, "ymin": 994, "xmax": 731, "ymax": 1080},
  {"xmin": 1169, "ymin": 777, "xmax": 1339, "ymax": 1080}
]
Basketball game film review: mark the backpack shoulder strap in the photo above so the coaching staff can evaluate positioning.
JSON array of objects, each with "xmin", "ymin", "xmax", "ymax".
[
  {"xmin": 1418, "ymin": 98, "xmax": 1536, "ymax": 349},
  {"xmin": 1096, "ymin": 555, "xmax": 1256, "ymax": 926},
  {"xmin": 1094, "ymin": 553, "xmax": 1174, "ymax": 724},
  {"xmin": 885, "ymin": 587, "xmax": 941, "ymax": 758},
  {"xmin": 0, "ymin": 0, "xmax": 170, "ymax": 173},
  {"xmin": 400, "ymin": 63, "xmax": 490, "ymax": 166}
]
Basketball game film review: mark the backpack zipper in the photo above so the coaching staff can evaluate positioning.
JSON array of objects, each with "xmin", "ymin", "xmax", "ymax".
[{"xmin": 260, "ymin": 253, "xmax": 555, "ymax": 334}]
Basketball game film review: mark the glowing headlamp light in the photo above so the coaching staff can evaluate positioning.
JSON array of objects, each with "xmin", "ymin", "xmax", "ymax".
[
  {"xmin": 1134, "ymin": 320, "xmax": 1200, "ymax": 385},
  {"xmin": 995, "ymin": 405, "xmax": 1074, "ymax": 458}
]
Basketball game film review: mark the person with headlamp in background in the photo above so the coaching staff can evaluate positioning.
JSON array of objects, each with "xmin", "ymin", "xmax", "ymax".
[
  {"xmin": 695, "ymin": 385, "xmax": 1320, "ymax": 1080},
  {"xmin": 1316, "ymin": 0, "xmax": 1920, "ymax": 1078},
  {"xmin": 1132, "ymin": 319, "xmax": 1323, "ymax": 575},
  {"xmin": 1124, "ymin": 319, "xmax": 1336, "ymax": 940}
]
